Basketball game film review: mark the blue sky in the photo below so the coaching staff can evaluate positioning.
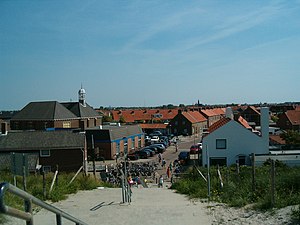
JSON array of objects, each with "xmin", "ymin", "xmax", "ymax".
[{"xmin": 1, "ymin": 0, "xmax": 300, "ymax": 110}]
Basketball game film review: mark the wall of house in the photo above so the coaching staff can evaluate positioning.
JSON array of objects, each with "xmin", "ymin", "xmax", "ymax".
[
  {"xmin": 39, "ymin": 148, "xmax": 83, "ymax": 172},
  {"xmin": 10, "ymin": 120, "xmax": 56, "ymax": 130},
  {"xmin": 277, "ymin": 113, "xmax": 292, "ymax": 130},
  {"xmin": 93, "ymin": 142, "xmax": 113, "ymax": 160},
  {"xmin": 202, "ymin": 121, "xmax": 268, "ymax": 166},
  {"xmin": 169, "ymin": 114, "xmax": 192, "ymax": 135}
]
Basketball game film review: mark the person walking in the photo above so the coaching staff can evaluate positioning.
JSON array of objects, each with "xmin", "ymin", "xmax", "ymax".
[
  {"xmin": 162, "ymin": 158, "xmax": 166, "ymax": 168},
  {"xmin": 158, "ymin": 153, "xmax": 162, "ymax": 163},
  {"xmin": 166, "ymin": 166, "xmax": 171, "ymax": 179},
  {"xmin": 158, "ymin": 175, "xmax": 164, "ymax": 188}
]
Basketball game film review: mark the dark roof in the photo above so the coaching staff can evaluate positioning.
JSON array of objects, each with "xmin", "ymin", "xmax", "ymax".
[
  {"xmin": 11, "ymin": 101, "xmax": 78, "ymax": 121},
  {"xmin": 86, "ymin": 125, "xmax": 143, "ymax": 141},
  {"xmin": 108, "ymin": 125, "xmax": 143, "ymax": 141},
  {"xmin": 0, "ymin": 130, "xmax": 85, "ymax": 151},
  {"xmin": 0, "ymin": 111, "xmax": 19, "ymax": 119},
  {"xmin": 61, "ymin": 102, "xmax": 100, "ymax": 118}
]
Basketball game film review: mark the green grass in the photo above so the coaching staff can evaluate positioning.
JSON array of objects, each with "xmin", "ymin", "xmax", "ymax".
[
  {"xmin": 172, "ymin": 164, "xmax": 300, "ymax": 221},
  {"xmin": 0, "ymin": 171, "xmax": 109, "ymax": 224}
]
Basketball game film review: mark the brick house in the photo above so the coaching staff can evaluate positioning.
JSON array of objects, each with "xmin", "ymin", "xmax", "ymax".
[
  {"xmin": 277, "ymin": 110, "xmax": 300, "ymax": 131},
  {"xmin": 10, "ymin": 87, "xmax": 102, "ymax": 131},
  {"xmin": 85, "ymin": 124, "xmax": 144, "ymax": 160},
  {"xmin": 240, "ymin": 106, "xmax": 261, "ymax": 127},
  {"xmin": 168, "ymin": 110, "xmax": 207, "ymax": 136},
  {"xmin": 200, "ymin": 108, "xmax": 225, "ymax": 127},
  {"xmin": 0, "ymin": 130, "xmax": 86, "ymax": 173}
]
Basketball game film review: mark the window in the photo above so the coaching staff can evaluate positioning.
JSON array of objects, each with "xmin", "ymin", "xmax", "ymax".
[
  {"xmin": 216, "ymin": 139, "xmax": 226, "ymax": 149},
  {"xmin": 175, "ymin": 121, "xmax": 178, "ymax": 125},
  {"xmin": 210, "ymin": 157, "xmax": 227, "ymax": 166},
  {"xmin": 63, "ymin": 121, "xmax": 71, "ymax": 128},
  {"xmin": 182, "ymin": 120, "xmax": 186, "ymax": 125},
  {"xmin": 40, "ymin": 150, "xmax": 50, "ymax": 157}
]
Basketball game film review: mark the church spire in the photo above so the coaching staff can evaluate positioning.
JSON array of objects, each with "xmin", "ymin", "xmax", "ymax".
[{"xmin": 78, "ymin": 84, "xmax": 86, "ymax": 107}]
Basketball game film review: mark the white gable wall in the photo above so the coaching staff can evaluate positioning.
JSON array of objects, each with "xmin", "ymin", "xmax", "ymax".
[{"xmin": 202, "ymin": 120, "xmax": 269, "ymax": 166}]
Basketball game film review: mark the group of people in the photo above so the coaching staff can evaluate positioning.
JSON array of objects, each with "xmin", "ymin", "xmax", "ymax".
[{"xmin": 156, "ymin": 152, "xmax": 182, "ymax": 188}]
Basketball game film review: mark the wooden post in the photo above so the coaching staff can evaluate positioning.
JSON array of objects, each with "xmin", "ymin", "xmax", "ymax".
[
  {"xmin": 55, "ymin": 165, "xmax": 59, "ymax": 187},
  {"xmin": 206, "ymin": 145, "xmax": 211, "ymax": 200},
  {"xmin": 252, "ymin": 153, "xmax": 256, "ymax": 192},
  {"xmin": 271, "ymin": 159, "xmax": 275, "ymax": 207},
  {"xmin": 42, "ymin": 171, "xmax": 46, "ymax": 199},
  {"xmin": 23, "ymin": 166, "xmax": 27, "ymax": 191},
  {"xmin": 217, "ymin": 165, "xmax": 223, "ymax": 189},
  {"xmin": 92, "ymin": 134, "xmax": 96, "ymax": 179}
]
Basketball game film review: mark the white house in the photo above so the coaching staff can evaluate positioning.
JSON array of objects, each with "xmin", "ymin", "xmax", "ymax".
[{"xmin": 202, "ymin": 107, "xmax": 269, "ymax": 166}]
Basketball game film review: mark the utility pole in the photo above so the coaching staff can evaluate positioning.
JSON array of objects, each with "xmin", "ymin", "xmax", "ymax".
[
  {"xmin": 206, "ymin": 145, "xmax": 211, "ymax": 200},
  {"xmin": 91, "ymin": 134, "xmax": 96, "ymax": 178}
]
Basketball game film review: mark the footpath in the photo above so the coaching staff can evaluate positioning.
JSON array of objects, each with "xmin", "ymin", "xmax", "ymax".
[{"xmin": 6, "ymin": 186, "xmax": 212, "ymax": 225}]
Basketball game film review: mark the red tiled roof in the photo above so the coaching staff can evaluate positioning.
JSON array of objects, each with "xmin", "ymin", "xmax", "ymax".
[
  {"xmin": 139, "ymin": 123, "xmax": 168, "ymax": 129},
  {"xmin": 182, "ymin": 111, "xmax": 207, "ymax": 123},
  {"xmin": 238, "ymin": 116, "xmax": 252, "ymax": 129},
  {"xmin": 207, "ymin": 116, "xmax": 251, "ymax": 135},
  {"xmin": 201, "ymin": 109, "xmax": 218, "ymax": 117},
  {"xmin": 269, "ymin": 135, "xmax": 286, "ymax": 145},
  {"xmin": 285, "ymin": 110, "xmax": 300, "ymax": 125},
  {"xmin": 207, "ymin": 117, "xmax": 231, "ymax": 133},
  {"xmin": 212, "ymin": 108, "xmax": 226, "ymax": 115},
  {"xmin": 111, "ymin": 109, "xmax": 178, "ymax": 123},
  {"xmin": 200, "ymin": 108, "xmax": 225, "ymax": 117}
]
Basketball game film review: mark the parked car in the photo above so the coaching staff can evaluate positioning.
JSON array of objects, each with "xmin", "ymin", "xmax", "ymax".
[
  {"xmin": 142, "ymin": 148, "xmax": 155, "ymax": 157},
  {"xmin": 135, "ymin": 150, "xmax": 149, "ymax": 159},
  {"xmin": 150, "ymin": 136, "xmax": 160, "ymax": 143},
  {"xmin": 197, "ymin": 142, "xmax": 203, "ymax": 150},
  {"xmin": 149, "ymin": 131, "xmax": 163, "ymax": 136},
  {"xmin": 127, "ymin": 152, "xmax": 139, "ymax": 160},
  {"xmin": 145, "ymin": 145, "xmax": 158, "ymax": 153},
  {"xmin": 149, "ymin": 144, "xmax": 165, "ymax": 153},
  {"xmin": 190, "ymin": 145, "xmax": 200, "ymax": 154},
  {"xmin": 178, "ymin": 151, "xmax": 190, "ymax": 161}
]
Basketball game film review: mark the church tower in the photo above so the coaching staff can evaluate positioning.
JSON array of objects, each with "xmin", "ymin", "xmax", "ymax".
[{"xmin": 78, "ymin": 84, "xmax": 86, "ymax": 107}]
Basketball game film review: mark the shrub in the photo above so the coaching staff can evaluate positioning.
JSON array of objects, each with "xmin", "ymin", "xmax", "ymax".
[
  {"xmin": 291, "ymin": 205, "xmax": 300, "ymax": 222},
  {"xmin": 172, "ymin": 165, "xmax": 300, "ymax": 213}
]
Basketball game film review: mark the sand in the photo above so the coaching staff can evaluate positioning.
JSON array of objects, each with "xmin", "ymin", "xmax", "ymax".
[{"xmin": 4, "ymin": 184, "xmax": 296, "ymax": 225}]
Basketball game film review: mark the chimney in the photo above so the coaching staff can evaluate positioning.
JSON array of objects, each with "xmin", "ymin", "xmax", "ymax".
[
  {"xmin": 225, "ymin": 107, "xmax": 234, "ymax": 120},
  {"xmin": 260, "ymin": 107, "xmax": 269, "ymax": 149}
]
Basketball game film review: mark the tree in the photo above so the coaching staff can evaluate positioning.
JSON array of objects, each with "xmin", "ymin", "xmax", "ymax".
[
  {"xmin": 119, "ymin": 116, "xmax": 126, "ymax": 123},
  {"xmin": 280, "ymin": 130, "xmax": 300, "ymax": 146},
  {"xmin": 102, "ymin": 115, "xmax": 113, "ymax": 122}
]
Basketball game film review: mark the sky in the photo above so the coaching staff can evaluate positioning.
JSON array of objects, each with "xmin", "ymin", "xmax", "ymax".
[{"xmin": 1, "ymin": 0, "xmax": 300, "ymax": 110}]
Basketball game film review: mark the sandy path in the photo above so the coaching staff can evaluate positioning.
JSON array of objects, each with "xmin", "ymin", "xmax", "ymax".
[{"xmin": 6, "ymin": 186, "xmax": 212, "ymax": 225}]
